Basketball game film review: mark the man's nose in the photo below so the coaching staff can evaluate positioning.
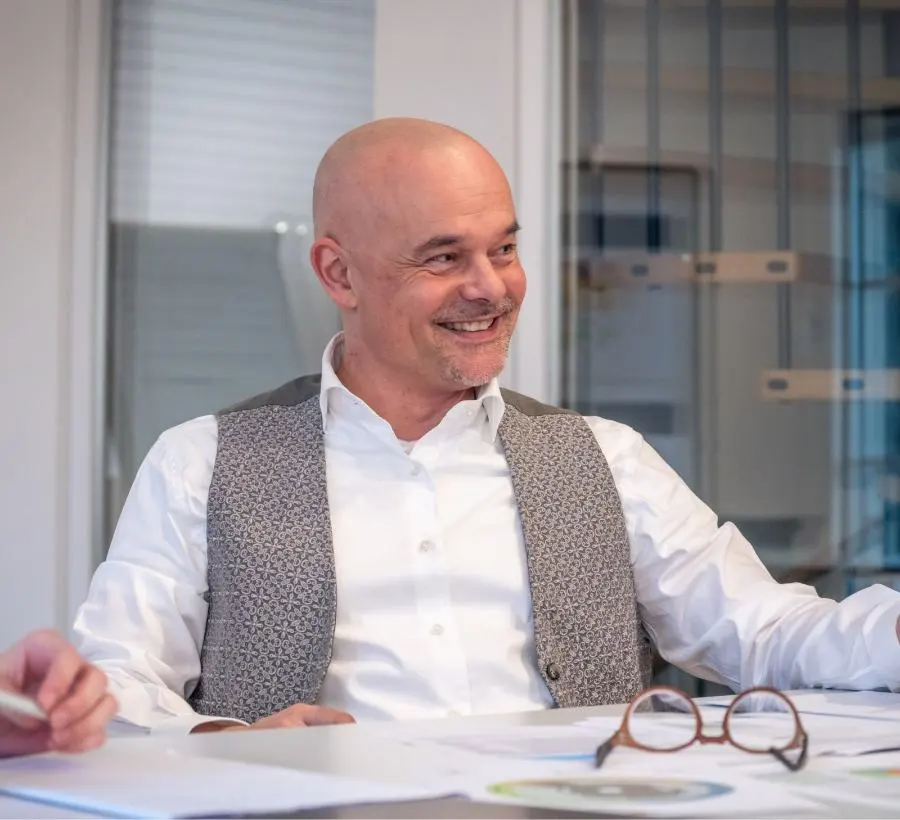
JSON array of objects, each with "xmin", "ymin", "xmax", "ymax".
[{"xmin": 459, "ymin": 256, "xmax": 506, "ymax": 303}]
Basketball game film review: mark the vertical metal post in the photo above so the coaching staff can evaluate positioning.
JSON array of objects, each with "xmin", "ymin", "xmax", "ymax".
[
  {"xmin": 647, "ymin": 0, "xmax": 661, "ymax": 250},
  {"xmin": 847, "ymin": 0, "xmax": 863, "ymax": 372},
  {"xmin": 595, "ymin": 0, "xmax": 605, "ymax": 146},
  {"xmin": 702, "ymin": 0, "xmax": 723, "ymax": 511},
  {"xmin": 775, "ymin": 0, "xmax": 792, "ymax": 369},
  {"xmin": 842, "ymin": 0, "xmax": 863, "ymax": 588},
  {"xmin": 562, "ymin": 0, "xmax": 581, "ymax": 408},
  {"xmin": 588, "ymin": 0, "xmax": 607, "ymax": 415},
  {"xmin": 709, "ymin": 0, "xmax": 723, "ymax": 253}
]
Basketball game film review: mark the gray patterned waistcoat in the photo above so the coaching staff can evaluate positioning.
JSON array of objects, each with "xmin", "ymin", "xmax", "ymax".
[{"xmin": 188, "ymin": 376, "xmax": 650, "ymax": 722}]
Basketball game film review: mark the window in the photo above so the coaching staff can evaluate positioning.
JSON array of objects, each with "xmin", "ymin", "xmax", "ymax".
[{"xmin": 104, "ymin": 0, "xmax": 375, "ymax": 540}]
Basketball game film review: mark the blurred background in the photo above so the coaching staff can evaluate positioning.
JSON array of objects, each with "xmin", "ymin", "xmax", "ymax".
[{"xmin": 1, "ymin": 0, "xmax": 898, "ymax": 696}]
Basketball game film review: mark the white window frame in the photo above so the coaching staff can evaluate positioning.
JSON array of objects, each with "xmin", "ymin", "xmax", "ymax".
[{"xmin": 66, "ymin": 0, "xmax": 112, "ymax": 629}]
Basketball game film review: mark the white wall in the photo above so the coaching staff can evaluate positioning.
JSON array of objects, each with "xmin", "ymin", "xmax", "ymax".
[{"xmin": 0, "ymin": 0, "xmax": 106, "ymax": 647}]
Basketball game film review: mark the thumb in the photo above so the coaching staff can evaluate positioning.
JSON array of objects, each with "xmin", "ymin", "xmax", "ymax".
[{"xmin": 302, "ymin": 706, "xmax": 356, "ymax": 726}]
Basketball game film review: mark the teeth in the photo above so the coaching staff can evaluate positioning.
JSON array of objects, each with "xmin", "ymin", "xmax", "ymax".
[{"xmin": 444, "ymin": 319, "xmax": 493, "ymax": 332}]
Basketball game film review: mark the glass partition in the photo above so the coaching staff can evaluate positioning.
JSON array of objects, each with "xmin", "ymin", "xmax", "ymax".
[{"xmin": 563, "ymin": 0, "xmax": 900, "ymax": 692}]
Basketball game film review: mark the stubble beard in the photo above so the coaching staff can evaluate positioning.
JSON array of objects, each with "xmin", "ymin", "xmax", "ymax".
[{"xmin": 437, "ymin": 332, "xmax": 513, "ymax": 388}]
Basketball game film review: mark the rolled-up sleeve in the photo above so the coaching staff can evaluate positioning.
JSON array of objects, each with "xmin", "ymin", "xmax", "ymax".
[
  {"xmin": 74, "ymin": 415, "xmax": 245, "ymax": 733},
  {"xmin": 586, "ymin": 416, "xmax": 900, "ymax": 692}
]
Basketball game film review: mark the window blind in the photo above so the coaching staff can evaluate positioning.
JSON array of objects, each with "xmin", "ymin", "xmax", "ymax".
[{"xmin": 109, "ymin": 0, "xmax": 375, "ymax": 228}]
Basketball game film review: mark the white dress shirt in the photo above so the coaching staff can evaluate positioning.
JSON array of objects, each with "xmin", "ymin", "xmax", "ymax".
[{"xmin": 74, "ymin": 336, "xmax": 900, "ymax": 733}]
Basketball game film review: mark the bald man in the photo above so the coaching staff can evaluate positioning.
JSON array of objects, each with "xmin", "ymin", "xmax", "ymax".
[{"xmin": 75, "ymin": 118, "xmax": 900, "ymax": 734}]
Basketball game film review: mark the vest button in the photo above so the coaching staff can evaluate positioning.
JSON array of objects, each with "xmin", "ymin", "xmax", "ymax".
[{"xmin": 546, "ymin": 662, "xmax": 561, "ymax": 681}]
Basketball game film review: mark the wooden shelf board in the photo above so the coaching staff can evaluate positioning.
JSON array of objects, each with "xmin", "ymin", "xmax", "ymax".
[
  {"xmin": 693, "ymin": 250, "xmax": 835, "ymax": 284},
  {"xmin": 761, "ymin": 369, "xmax": 900, "ymax": 401},
  {"xmin": 604, "ymin": 62, "xmax": 900, "ymax": 106},
  {"xmin": 586, "ymin": 145, "xmax": 900, "ymax": 198},
  {"xmin": 604, "ymin": 0, "xmax": 900, "ymax": 9},
  {"xmin": 576, "ymin": 250, "xmax": 837, "ymax": 287}
]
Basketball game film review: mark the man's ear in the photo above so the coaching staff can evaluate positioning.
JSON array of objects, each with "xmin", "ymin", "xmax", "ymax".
[{"xmin": 309, "ymin": 236, "xmax": 358, "ymax": 310}]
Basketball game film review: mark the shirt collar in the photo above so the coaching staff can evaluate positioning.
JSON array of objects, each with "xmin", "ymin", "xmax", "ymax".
[{"xmin": 318, "ymin": 333, "xmax": 505, "ymax": 440}]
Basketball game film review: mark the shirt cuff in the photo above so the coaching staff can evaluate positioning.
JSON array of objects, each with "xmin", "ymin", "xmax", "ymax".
[
  {"xmin": 149, "ymin": 712, "xmax": 249, "ymax": 735},
  {"xmin": 863, "ymin": 590, "xmax": 900, "ymax": 690}
]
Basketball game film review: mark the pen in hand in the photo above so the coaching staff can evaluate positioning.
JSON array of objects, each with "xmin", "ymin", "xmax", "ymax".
[{"xmin": 0, "ymin": 688, "xmax": 48, "ymax": 723}]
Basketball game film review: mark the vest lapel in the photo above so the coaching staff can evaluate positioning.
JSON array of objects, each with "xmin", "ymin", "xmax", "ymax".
[
  {"xmin": 193, "ymin": 396, "xmax": 336, "ymax": 723},
  {"xmin": 498, "ymin": 402, "xmax": 647, "ymax": 708}
]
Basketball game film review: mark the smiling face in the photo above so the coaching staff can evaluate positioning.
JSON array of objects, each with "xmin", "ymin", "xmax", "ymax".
[{"xmin": 312, "ymin": 126, "xmax": 527, "ymax": 396}]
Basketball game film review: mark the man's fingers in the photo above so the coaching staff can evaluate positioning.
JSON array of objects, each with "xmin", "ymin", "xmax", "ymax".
[
  {"xmin": 49, "ymin": 693, "xmax": 117, "ymax": 752},
  {"xmin": 0, "ymin": 630, "xmax": 69, "ymax": 693},
  {"xmin": 297, "ymin": 705, "xmax": 356, "ymax": 726},
  {"xmin": 33, "ymin": 645, "xmax": 83, "ymax": 713},
  {"xmin": 249, "ymin": 703, "xmax": 356, "ymax": 729},
  {"xmin": 51, "ymin": 728, "xmax": 107, "ymax": 754},
  {"xmin": 48, "ymin": 665, "xmax": 109, "ymax": 731}
]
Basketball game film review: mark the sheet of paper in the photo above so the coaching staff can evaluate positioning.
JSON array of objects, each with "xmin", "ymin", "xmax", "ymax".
[
  {"xmin": 392, "ymin": 724, "xmax": 603, "ymax": 767},
  {"xmin": 703, "ymin": 689, "xmax": 900, "ymax": 722},
  {"xmin": 577, "ymin": 708, "xmax": 900, "ymax": 757},
  {"xmin": 746, "ymin": 750, "xmax": 900, "ymax": 813},
  {"xmin": 0, "ymin": 747, "xmax": 450, "ymax": 819},
  {"xmin": 463, "ymin": 756, "xmax": 820, "ymax": 818}
]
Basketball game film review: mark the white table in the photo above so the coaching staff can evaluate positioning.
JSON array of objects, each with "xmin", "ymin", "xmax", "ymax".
[{"xmin": 0, "ymin": 699, "xmax": 897, "ymax": 818}]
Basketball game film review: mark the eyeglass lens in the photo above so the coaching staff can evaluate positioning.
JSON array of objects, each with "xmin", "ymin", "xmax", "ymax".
[
  {"xmin": 726, "ymin": 689, "xmax": 799, "ymax": 753},
  {"xmin": 626, "ymin": 689, "xmax": 697, "ymax": 750}
]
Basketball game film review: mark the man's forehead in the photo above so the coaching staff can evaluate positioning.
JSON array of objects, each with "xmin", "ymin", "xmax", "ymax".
[
  {"xmin": 409, "ymin": 220, "xmax": 521, "ymax": 256},
  {"xmin": 412, "ymin": 216, "xmax": 521, "ymax": 254}
]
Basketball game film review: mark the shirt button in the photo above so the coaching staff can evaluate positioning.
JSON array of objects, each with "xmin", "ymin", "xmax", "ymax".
[
  {"xmin": 430, "ymin": 623, "xmax": 445, "ymax": 637},
  {"xmin": 418, "ymin": 540, "xmax": 435, "ymax": 554},
  {"xmin": 545, "ymin": 662, "xmax": 561, "ymax": 681}
]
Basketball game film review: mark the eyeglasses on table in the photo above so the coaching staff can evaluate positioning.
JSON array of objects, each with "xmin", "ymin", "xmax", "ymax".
[{"xmin": 595, "ymin": 685, "xmax": 809, "ymax": 772}]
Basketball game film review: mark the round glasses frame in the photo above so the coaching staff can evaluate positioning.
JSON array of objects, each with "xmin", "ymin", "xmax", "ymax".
[{"xmin": 594, "ymin": 685, "xmax": 809, "ymax": 772}]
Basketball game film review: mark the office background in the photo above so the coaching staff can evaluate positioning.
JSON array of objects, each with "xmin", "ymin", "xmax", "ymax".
[{"xmin": 1, "ymin": 0, "xmax": 898, "ymax": 694}]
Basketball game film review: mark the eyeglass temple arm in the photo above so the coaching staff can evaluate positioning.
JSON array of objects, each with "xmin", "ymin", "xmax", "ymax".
[
  {"xmin": 770, "ymin": 732, "xmax": 809, "ymax": 772},
  {"xmin": 594, "ymin": 738, "xmax": 615, "ymax": 769}
]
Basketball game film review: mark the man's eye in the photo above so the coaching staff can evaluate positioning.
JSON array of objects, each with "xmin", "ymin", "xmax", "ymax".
[
  {"xmin": 498, "ymin": 243, "xmax": 517, "ymax": 255},
  {"xmin": 426, "ymin": 253, "xmax": 457, "ymax": 265}
]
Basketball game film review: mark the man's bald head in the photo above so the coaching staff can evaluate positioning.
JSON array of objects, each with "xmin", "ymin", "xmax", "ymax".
[
  {"xmin": 308, "ymin": 117, "xmax": 525, "ymax": 405},
  {"xmin": 312, "ymin": 118, "xmax": 507, "ymax": 242}
]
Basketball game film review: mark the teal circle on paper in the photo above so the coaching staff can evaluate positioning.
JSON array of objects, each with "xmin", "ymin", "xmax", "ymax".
[{"xmin": 487, "ymin": 776, "xmax": 733, "ymax": 810}]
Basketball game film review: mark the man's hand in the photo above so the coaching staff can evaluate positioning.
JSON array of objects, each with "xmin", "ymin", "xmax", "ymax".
[
  {"xmin": 193, "ymin": 703, "xmax": 355, "ymax": 733},
  {"xmin": 0, "ymin": 630, "xmax": 118, "ymax": 757}
]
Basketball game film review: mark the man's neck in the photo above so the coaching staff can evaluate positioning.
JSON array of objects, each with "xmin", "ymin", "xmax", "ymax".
[{"xmin": 335, "ymin": 347, "xmax": 474, "ymax": 442}]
